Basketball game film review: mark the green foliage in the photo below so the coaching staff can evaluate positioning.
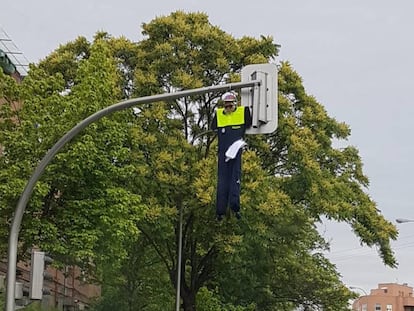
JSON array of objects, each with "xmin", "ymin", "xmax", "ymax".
[
  {"xmin": 196, "ymin": 287, "xmax": 256, "ymax": 311},
  {"xmin": 0, "ymin": 297, "xmax": 59, "ymax": 311},
  {"xmin": 90, "ymin": 237, "xmax": 174, "ymax": 311},
  {"xmin": 21, "ymin": 301, "xmax": 60, "ymax": 311},
  {"xmin": 135, "ymin": 10, "xmax": 278, "ymax": 142},
  {"xmin": 272, "ymin": 62, "xmax": 398, "ymax": 266}
]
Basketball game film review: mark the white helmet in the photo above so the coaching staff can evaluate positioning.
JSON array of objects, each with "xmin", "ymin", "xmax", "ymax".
[{"xmin": 222, "ymin": 92, "xmax": 237, "ymax": 103}]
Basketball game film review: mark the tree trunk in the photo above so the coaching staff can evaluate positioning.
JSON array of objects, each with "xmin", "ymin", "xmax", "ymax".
[{"xmin": 181, "ymin": 290, "xmax": 196, "ymax": 311}]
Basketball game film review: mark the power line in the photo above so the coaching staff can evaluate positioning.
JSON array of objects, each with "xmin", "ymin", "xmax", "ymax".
[{"xmin": 325, "ymin": 234, "xmax": 414, "ymax": 262}]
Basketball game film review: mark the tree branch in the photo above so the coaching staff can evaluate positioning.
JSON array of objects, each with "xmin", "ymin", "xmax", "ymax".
[{"xmin": 137, "ymin": 224, "xmax": 172, "ymax": 271}]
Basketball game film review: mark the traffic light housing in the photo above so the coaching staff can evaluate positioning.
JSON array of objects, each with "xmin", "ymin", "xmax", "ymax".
[
  {"xmin": 29, "ymin": 250, "xmax": 53, "ymax": 300},
  {"xmin": 241, "ymin": 63, "xmax": 278, "ymax": 134}
]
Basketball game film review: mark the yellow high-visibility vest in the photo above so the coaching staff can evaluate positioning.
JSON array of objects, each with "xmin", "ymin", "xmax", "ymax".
[{"xmin": 216, "ymin": 106, "xmax": 246, "ymax": 128}]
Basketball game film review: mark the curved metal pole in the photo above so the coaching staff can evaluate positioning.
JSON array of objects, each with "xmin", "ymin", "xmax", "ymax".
[
  {"xmin": 175, "ymin": 205, "xmax": 183, "ymax": 311},
  {"xmin": 349, "ymin": 286, "xmax": 368, "ymax": 296},
  {"xmin": 5, "ymin": 80, "xmax": 260, "ymax": 311}
]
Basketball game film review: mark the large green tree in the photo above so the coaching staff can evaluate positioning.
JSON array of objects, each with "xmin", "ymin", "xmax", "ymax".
[
  {"xmin": 0, "ymin": 11, "xmax": 397, "ymax": 311},
  {"xmin": 126, "ymin": 11, "xmax": 396, "ymax": 310},
  {"xmin": 0, "ymin": 37, "xmax": 144, "ymax": 271}
]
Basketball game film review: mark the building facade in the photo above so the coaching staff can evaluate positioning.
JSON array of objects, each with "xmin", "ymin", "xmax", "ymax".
[
  {"xmin": 352, "ymin": 283, "xmax": 414, "ymax": 311},
  {"xmin": 0, "ymin": 260, "xmax": 101, "ymax": 310}
]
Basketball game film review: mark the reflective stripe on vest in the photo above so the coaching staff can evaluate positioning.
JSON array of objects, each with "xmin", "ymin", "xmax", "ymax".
[{"xmin": 216, "ymin": 106, "xmax": 245, "ymax": 127}]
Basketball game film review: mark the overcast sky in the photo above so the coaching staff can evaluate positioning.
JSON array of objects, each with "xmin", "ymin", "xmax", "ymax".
[{"xmin": 2, "ymin": 0, "xmax": 414, "ymax": 295}]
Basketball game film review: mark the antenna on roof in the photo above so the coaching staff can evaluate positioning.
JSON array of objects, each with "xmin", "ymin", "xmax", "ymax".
[{"xmin": 0, "ymin": 27, "xmax": 29, "ymax": 76}]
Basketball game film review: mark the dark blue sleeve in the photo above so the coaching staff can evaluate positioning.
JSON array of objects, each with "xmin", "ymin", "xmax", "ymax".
[
  {"xmin": 244, "ymin": 107, "xmax": 252, "ymax": 128},
  {"xmin": 211, "ymin": 113, "xmax": 218, "ymax": 130}
]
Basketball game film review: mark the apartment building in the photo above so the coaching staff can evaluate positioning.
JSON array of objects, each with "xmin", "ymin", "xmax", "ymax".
[{"xmin": 352, "ymin": 283, "xmax": 414, "ymax": 311}]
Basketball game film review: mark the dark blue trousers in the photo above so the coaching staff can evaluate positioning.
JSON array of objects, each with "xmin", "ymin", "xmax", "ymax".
[{"xmin": 216, "ymin": 149, "xmax": 242, "ymax": 216}]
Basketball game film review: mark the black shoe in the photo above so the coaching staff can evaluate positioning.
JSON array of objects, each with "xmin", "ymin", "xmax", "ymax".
[
  {"xmin": 217, "ymin": 214, "xmax": 224, "ymax": 221},
  {"xmin": 235, "ymin": 212, "xmax": 241, "ymax": 220}
]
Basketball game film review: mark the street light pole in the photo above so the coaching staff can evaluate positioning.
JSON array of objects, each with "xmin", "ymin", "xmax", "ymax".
[
  {"xmin": 396, "ymin": 218, "xmax": 414, "ymax": 224},
  {"xmin": 175, "ymin": 205, "xmax": 184, "ymax": 311},
  {"xmin": 350, "ymin": 286, "xmax": 368, "ymax": 311},
  {"xmin": 349, "ymin": 286, "xmax": 368, "ymax": 296}
]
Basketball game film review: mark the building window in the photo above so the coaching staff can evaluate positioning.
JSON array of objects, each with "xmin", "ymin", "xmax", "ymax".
[
  {"xmin": 386, "ymin": 305, "xmax": 392, "ymax": 311},
  {"xmin": 361, "ymin": 304, "xmax": 367, "ymax": 311},
  {"xmin": 375, "ymin": 303, "xmax": 381, "ymax": 311}
]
